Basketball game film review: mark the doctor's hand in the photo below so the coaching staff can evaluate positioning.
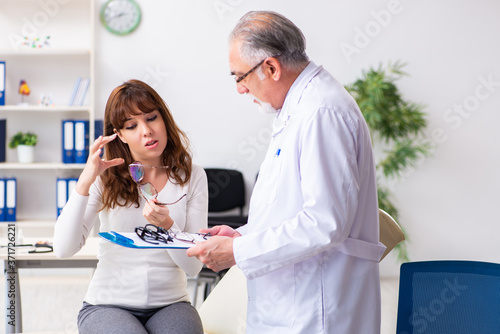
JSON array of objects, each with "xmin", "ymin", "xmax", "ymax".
[
  {"xmin": 143, "ymin": 200, "xmax": 174, "ymax": 230},
  {"xmin": 186, "ymin": 236, "xmax": 237, "ymax": 272},
  {"xmin": 198, "ymin": 225, "xmax": 242, "ymax": 238},
  {"xmin": 77, "ymin": 134, "xmax": 124, "ymax": 196}
]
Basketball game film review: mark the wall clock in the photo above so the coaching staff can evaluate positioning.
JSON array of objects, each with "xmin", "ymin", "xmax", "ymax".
[{"xmin": 100, "ymin": 0, "xmax": 142, "ymax": 36}]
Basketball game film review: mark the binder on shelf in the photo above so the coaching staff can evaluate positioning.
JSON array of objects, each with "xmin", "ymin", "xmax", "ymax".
[
  {"xmin": 62, "ymin": 120, "xmax": 75, "ymax": 163},
  {"xmin": 0, "ymin": 61, "xmax": 5, "ymax": 106},
  {"xmin": 68, "ymin": 77, "xmax": 81, "ymax": 106},
  {"xmin": 0, "ymin": 178, "xmax": 5, "ymax": 222},
  {"xmin": 68, "ymin": 178, "xmax": 78, "ymax": 197},
  {"xmin": 5, "ymin": 178, "xmax": 16, "ymax": 222},
  {"xmin": 95, "ymin": 119, "xmax": 104, "ymax": 158},
  {"xmin": 67, "ymin": 77, "xmax": 90, "ymax": 106},
  {"xmin": 76, "ymin": 78, "xmax": 90, "ymax": 106},
  {"xmin": 73, "ymin": 78, "xmax": 84, "ymax": 106},
  {"xmin": 95, "ymin": 119, "xmax": 104, "ymax": 139},
  {"xmin": 56, "ymin": 178, "xmax": 67, "ymax": 217},
  {"xmin": 74, "ymin": 120, "xmax": 89, "ymax": 163},
  {"xmin": 56, "ymin": 177, "xmax": 78, "ymax": 217},
  {"xmin": 62, "ymin": 119, "xmax": 103, "ymax": 164},
  {"xmin": 0, "ymin": 119, "xmax": 6, "ymax": 162}
]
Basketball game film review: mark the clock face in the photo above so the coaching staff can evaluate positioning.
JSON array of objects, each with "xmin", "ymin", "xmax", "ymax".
[{"xmin": 100, "ymin": 0, "xmax": 141, "ymax": 36}]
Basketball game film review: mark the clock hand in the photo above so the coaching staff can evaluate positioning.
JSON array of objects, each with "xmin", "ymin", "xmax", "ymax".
[{"xmin": 108, "ymin": 12, "xmax": 126, "ymax": 20}]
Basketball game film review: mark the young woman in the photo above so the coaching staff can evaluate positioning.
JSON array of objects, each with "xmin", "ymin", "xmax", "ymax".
[{"xmin": 54, "ymin": 79, "xmax": 207, "ymax": 334}]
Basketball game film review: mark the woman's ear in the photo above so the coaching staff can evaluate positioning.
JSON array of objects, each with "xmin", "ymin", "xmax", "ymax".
[{"xmin": 114, "ymin": 128, "xmax": 127, "ymax": 144}]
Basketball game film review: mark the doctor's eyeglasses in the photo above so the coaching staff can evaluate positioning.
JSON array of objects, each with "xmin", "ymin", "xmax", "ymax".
[
  {"xmin": 135, "ymin": 224, "xmax": 210, "ymax": 245},
  {"xmin": 232, "ymin": 54, "xmax": 282, "ymax": 84},
  {"xmin": 128, "ymin": 161, "xmax": 186, "ymax": 206}
]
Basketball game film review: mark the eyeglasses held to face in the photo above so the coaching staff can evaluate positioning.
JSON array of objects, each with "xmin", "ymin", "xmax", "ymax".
[
  {"xmin": 233, "ymin": 54, "xmax": 281, "ymax": 84},
  {"xmin": 128, "ymin": 162, "xmax": 186, "ymax": 206}
]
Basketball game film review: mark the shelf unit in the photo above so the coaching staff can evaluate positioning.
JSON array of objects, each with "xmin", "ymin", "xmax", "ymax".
[{"xmin": 0, "ymin": 0, "xmax": 95, "ymax": 233}]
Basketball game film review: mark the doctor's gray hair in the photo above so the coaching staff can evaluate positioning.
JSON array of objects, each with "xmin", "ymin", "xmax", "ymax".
[{"xmin": 229, "ymin": 11, "xmax": 309, "ymax": 72}]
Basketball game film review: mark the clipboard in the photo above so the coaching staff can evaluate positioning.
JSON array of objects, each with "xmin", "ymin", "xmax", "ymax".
[{"xmin": 99, "ymin": 231, "xmax": 209, "ymax": 249}]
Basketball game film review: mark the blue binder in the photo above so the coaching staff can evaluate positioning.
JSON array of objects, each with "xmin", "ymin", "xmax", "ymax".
[
  {"xmin": 0, "ymin": 119, "xmax": 6, "ymax": 162},
  {"xmin": 94, "ymin": 119, "xmax": 104, "ymax": 158},
  {"xmin": 5, "ymin": 178, "xmax": 16, "ymax": 222},
  {"xmin": 56, "ymin": 178, "xmax": 67, "ymax": 217},
  {"xmin": 56, "ymin": 177, "xmax": 78, "ymax": 217},
  {"xmin": 67, "ymin": 178, "xmax": 78, "ymax": 197},
  {"xmin": 0, "ymin": 178, "xmax": 5, "ymax": 222},
  {"xmin": 74, "ymin": 120, "xmax": 89, "ymax": 163},
  {"xmin": 94, "ymin": 119, "xmax": 104, "ymax": 139},
  {"xmin": 0, "ymin": 61, "xmax": 5, "ymax": 105},
  {"xmin": 62, "ymin": 120, "xmax": 74, "ymax": 163}
]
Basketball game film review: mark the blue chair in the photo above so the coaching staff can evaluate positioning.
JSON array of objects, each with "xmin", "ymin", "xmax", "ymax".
[{"xmin": 396, "ymin": 260, "xmax": 500, "ymax": 334}]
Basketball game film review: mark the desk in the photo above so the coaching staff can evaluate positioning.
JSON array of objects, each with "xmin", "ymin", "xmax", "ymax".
[{"xmin": 1, "ymin": 237, "xmax": 99, "ymax": 334}]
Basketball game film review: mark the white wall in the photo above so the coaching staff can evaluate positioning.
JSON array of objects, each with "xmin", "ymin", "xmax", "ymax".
[
  {"xmin": 94, "ymin": 0, "xmax": 500, "ymax": 276},
  {"xmin": 7, "ymin": 0, "xmax": 500, "ymax": 276}
]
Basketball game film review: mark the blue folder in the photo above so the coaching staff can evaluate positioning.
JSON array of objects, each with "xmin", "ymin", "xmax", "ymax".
[
  {"xmin": 0, "ymin": 119, "xmax": 6, "ymax": 162},
  {"xmin": 74, "ymin": 120, "xmax": 89, "ymax": 163},
  {"xmin": 62, "ymin": 120, "xmax": 74, "ymax": 163},
  {"xmin": 5, "ymin": 178, "xmax": 16, "ymax": 222},
  {"xmin": 0, "ymin": 178, "xmax": 5, "ymax": 221}
]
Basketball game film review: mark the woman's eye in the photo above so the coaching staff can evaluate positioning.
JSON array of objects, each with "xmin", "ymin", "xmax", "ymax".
[
  {"xmin": 147, "ymin": 114, "xmax": 158, "ymax": 122},
  {"xmin": 124, "ymin": 124, "xmax": 137, "ymax": 130}
]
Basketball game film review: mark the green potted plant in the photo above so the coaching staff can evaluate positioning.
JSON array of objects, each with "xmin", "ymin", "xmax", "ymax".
[
  {"xmin": 9, "ymin": 131, "xmax": 37, "ymax": 163},
  {"xmin": 345, "ymin": 61, "xmax": 431, "ymax": 262}
]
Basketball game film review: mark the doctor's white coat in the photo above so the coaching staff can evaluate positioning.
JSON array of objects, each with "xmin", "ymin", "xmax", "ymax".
[{"xmin": 233, "ymin": 62, "xmax": 385, "ymax": 333}]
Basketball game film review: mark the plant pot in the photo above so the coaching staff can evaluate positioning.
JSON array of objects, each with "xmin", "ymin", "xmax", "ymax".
[{"xmin": 17, "ymin": 145, "xmax": 35, "ymax": 163}]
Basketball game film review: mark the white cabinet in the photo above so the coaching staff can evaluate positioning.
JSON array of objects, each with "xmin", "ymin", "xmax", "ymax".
[{"xmin": 0, "ymin": 0, "xmax": 95, "ymax": 230}]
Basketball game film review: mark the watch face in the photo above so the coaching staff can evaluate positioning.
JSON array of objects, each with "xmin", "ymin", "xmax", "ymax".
[{"xmin": 100, "ymin": 0, "xmax": 141, "ymax": 36}]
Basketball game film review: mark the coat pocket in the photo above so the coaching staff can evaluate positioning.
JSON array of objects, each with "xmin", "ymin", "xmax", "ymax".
[{"xmin": 247, "ymin": 266, "xmax": 295, "ymax": 328}]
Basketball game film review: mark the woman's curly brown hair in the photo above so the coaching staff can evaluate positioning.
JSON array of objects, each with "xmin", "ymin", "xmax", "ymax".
[{"xmin": 100, "ymin": 79, "xmax": 192, "ymax": 210}]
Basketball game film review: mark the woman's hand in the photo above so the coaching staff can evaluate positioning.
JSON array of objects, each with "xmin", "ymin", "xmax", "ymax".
[
  {"xmin": 143, "ymin": 200, "xmax": 174, "ymax": 230},
  {"xmin": 76, "ymin": 134, "xmax": 124, "ymax": 196}
]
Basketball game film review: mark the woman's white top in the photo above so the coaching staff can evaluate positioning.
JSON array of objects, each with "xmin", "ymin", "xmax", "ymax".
[{"xmin": 53, "ymin": 164, "xmax": 208, "ymax": 309}]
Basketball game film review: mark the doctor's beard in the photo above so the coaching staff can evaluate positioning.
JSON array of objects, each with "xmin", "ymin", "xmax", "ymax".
[{"xmin": 247, "ymin": 94, "xmax": 279, "ymax": 115}]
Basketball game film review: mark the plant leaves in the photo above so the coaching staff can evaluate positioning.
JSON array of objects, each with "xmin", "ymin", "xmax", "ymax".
[{"xmin": 346, "ymin": 61, "xmax": 431, "ymax": 262}]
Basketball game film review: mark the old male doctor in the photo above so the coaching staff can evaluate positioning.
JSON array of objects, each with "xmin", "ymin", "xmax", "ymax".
[{"xmin": 187, "ymin": 11, "xmax": 386, "ymax": 333}]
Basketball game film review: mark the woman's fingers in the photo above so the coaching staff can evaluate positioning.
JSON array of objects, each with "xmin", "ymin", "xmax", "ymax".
[
  {"xmin": 90, "ymin": 134, "xmax": 117, "ymax": 154},
  {"xmin": 102, "ymin": 158, "xmax": 125, "ymax": 169},
  {"xmin": 76, "ymin": 134, "xmax": 122, "ymax": 196},
  {"xmin": 143, "ymin": 201, "xmax": 174, "ymax": 229}
]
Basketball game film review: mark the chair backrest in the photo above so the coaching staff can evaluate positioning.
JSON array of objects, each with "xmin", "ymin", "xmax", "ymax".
[
  {"xmin": 378, "ymin": 209, "xmax": 405, "ymax": 261},
  {"xmin": 396, "ymin": 260, "xmax": 500, "ymax": 334},
  {"xmin": 198, "ymin": 266, "xmax": 248, "ymax": 334},
  {"xmin": 205, "ymin": 168, "xmax": 245, "ymax": 214}
]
